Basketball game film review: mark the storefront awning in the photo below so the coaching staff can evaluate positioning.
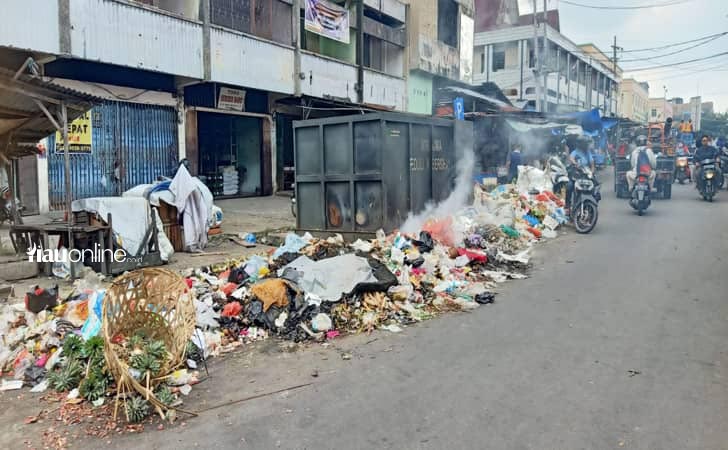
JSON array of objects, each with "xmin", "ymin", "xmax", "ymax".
[
  {"xmin": 505, "ymin": 119, "xmax": 566, "ymax": 133},
  {"xmin": 0, "ymin": 66, "xmax": 100, "ymax": 159}
]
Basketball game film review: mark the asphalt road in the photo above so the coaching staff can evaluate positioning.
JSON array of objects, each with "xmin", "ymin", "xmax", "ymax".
[{"xmin": 109, "ymin": 175, "xmax": 728, "ymax": 450}]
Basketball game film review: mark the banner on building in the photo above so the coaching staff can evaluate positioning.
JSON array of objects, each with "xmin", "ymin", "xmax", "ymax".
[
  {"xmin": 55, "ymin": 111, "xmax": 92, "ymax": 154},
  {"xmin": 217, "ymin": 87, "xmax": 246, "ymax": 111},
  {"xmin": 305, "ymin": 0, "xmax": 350, "ymax": 44}
]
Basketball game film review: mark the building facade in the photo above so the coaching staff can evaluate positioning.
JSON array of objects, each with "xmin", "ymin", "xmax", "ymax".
[
  {"xmin": 619, "ymin": 78, "xmax": 649, "ymax": 124},
  {"xmin": 1, "ymin": 0, "xmax": 409, "ymax": 211},
  {"xmin": 405, "ymin": 0, "xmax": 475, "ymax": 115},
  {"xmin": 472, "ymin": 0, "xmax": 619, "ymax": 113},
  {"xmin": 648, "ymin": 97, "xmax": 674, "ymax": 123}
]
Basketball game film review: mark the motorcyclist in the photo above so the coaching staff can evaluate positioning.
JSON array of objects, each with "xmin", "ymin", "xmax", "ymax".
[
  {"xmin": 693, "ymin": 134, "xmax": 720, "ymax": 189},
  {"xmin": 564, "ymin": 135, "xmax": 595, "ymax": 213},
  {"xmin": 626, "ymin": 135, "xmax": 657, "ymax": 192},
  {"xmin": 568, "ymin": 136, "xmax": 596, "ymax": 173}
]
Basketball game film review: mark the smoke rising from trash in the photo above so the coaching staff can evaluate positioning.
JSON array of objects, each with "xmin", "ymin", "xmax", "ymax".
[{"xmin": 400, "ymin": 144, "xmax": 476, "ymax": 237}]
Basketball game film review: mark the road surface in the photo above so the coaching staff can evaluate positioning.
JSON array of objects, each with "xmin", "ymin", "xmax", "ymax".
[{"xmin": 108, "ymin": 176, "xmax": 728, "ymax": 450}]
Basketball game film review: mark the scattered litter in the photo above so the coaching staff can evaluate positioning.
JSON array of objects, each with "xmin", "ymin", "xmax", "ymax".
[
  {"xmin": 0, "ymin": 379, "xmax": 23, "ymax": 391},
  {"xmin": 474, "ymin": 292, "xmax": 496, "ymax": 305},
  {"xmin": 381, "ymin": 324, "xmax": 403, "ymax": 333},
  {"xmin": 311, "ymin": 313, "xmax": 332, "ymax": 332}
]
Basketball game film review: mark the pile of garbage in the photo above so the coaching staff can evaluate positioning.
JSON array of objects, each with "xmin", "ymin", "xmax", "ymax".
[
  {"xmin": 188, "ymin": 175, "xmax": 567, "ymax": 346},
  {"xmin": 0, "ymin": 169, "xmax": 567, "ymax": 419},
  {"xmin": 0, "ymin": 274, "xmax": 202, "ymax": 425}
]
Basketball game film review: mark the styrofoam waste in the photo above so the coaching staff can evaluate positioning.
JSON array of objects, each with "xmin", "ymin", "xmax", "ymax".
[
  {"xmin": 350, "ymin": 239, "xmax": 373, "ymax": 253},
  {"xmin": 311, "ymin": 313, "xmax": 332, "ymax": 332},
  {"xmin": 542, "ymin": 215, "xmax": 559, "ymax": 230}
]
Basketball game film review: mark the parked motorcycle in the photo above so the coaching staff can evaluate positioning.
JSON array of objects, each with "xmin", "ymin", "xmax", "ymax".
[
  {"xmin": 630, "ymin": 171, "xmax": 651, "ymax": 216},
  {"xmin": 567, "ymin": 164, "xmax": 600, "ymax": 234},
  {"xmin": 674, "ymin": 156, "xmax": 691, "ymax": 184},
  {"xmin": 697, "ymin": 158, "xmax": 719, "ymax": 202},
  {"xmin": 0, "ymin": 186, "xmax": 24, "ymax": 225}
]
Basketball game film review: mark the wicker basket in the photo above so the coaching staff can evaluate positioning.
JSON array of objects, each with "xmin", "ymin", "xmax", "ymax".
[{"xmin": 102, "ymin": 268, "xmax": 196, "ymax": 420}]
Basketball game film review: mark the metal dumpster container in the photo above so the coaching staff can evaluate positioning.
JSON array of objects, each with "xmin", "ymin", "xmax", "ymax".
[{"xmin": 293, "ymin": 112, "xmax": 472, "ymax": 234}]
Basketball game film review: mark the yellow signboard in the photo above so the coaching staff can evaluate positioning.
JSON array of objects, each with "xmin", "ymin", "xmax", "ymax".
[{"xmin": 55, "ymin": 111, "xmax": 92, "ymax": 154}]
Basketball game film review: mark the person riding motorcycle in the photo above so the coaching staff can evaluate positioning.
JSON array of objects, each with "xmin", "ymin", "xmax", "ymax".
[
  {"xmin": 564, "ymin": 135, "xmax": 595, "ymax": 214},
  {"xmin": 693, "ymin": 134, "xmax": 720, "ymax": 189},
  {"xmin": 626, "ymin": 135, "xmax": 657, "ymax": 192}
]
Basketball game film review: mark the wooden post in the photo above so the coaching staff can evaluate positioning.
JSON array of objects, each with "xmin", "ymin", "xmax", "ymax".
[
  {"xmin": 60, "ymin": 101, "xmax": 73, "ymax": 224},
  {"xmin": 0, "ymin": 135, "xmax": 21, "ymax": 225}
]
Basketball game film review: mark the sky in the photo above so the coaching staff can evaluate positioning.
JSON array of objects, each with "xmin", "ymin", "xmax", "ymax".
[{"xmin": 518, "ymin": 0, "xmax": 728, "ymax": 112}]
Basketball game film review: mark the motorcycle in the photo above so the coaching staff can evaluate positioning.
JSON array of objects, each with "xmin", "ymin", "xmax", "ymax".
[
  {"xmin": 630, "ymin": 171, "xmax": 651, "ymax": 216},
  {"xmin": 697, "ymin": 158, "xmax": 719, "ymax": 201},
  {"xmin": 0, "ymin": 186, "xmax": 24, "ymax": 225},
  {"xmin": 547, "ymin": 155, "xmax": 570, "ymax": 200},
  {"xmin": 566, "ymin": 164, "xmax": 600, "ymax": 234},
  {"xmin": 674, "ymin": 155, "xmax": 691, "ymax": 184},
  {"xmin": 720, "ymin": 147, "xmax": 728, "ymax": 190}
]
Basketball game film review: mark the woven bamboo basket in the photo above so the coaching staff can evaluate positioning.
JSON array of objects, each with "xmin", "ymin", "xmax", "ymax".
[{"xmin": 102, "ymin": 268, "xmax": 196, "ymax": 420}]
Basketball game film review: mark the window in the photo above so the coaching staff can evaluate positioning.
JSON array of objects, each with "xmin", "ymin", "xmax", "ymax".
[
  {"xmin": 474, "ymin": 46, "xmax": 485, "ymax": 74},
  {"xmin": 651, "ymin": 108, "xmax": 657, "ymax": 117},
  {"xmin": 525, "ymin": 87, "xmax": 535, "ymax": 95},
  {"xmin": 528, "ymin": 43, "xmax": 535, "ymax": 68},
  {"xmin": 492, "ymin": 44, "xmax": 505, "ymax": 71},
  {"xmin": 437, "ymin": 0, "xmax": 458, "ymax": 48},
  {"xmin": 364, "ymin": 35, "xmax": 384, "ymax": 72}
]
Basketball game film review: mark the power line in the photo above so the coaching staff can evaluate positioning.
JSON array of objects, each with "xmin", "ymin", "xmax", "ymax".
[
  {"xmin": 576, "ymin": 31, "xmax": 727, "ymax": 56},
  {"xmin": 624, "ymin": 50, "xmax": 728, "ymax": 71},
  {"xmin": 618, "ymin": 33, "xmax": 727, "ymax": 62},
  {"xmin": 560, "ymin": 0, "xmax": 694, "ymax": 10},
  {"xmin": 640, "ymin": 64, "xmax": 728, "ymax": 82}
]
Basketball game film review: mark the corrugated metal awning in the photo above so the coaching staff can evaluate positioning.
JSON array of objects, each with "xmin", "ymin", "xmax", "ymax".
[
  {"xmin": 0, "ymin": 67, "xmax": 102, "ymax": 159},
  {"xmin": 505, "ymin": 119, "xmax": 566, "ymax": 133}
]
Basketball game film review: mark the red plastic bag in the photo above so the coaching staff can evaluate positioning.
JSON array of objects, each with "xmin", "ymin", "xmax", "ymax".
[
  {"xmin": 221, "ymin": 282, "xmax": 238, "ymax": 296},
  {"xmin": 422, "ymin": 217, "xmax": 455, "ymax": 247},
  {"xmin": 457, "ymin": 248, "xmax": 488, "ymax": 263},
  {"xmin": 221, "ymin": 301, "xmax": 242, "ymax": 317},
  {"xmin": 526, "ymin": 226, "xmax": 542, "ymax": 239}
]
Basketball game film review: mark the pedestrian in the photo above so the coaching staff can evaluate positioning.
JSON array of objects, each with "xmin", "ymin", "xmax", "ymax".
[{"xmin": 505, "ymin": 143, "xmax": 523, "ymax": 183}]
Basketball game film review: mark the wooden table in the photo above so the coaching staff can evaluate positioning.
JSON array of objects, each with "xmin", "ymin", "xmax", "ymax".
[{"xmin": 10, "ymin": 221, "xmax": 112, "ymax": 277}]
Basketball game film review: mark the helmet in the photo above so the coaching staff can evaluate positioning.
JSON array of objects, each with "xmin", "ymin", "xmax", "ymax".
[
  {"xmin": 635, "ymin": 135, "xmax": 647, "ymax": 147},
  {"xmin": 575, "ymin": 135, "xmax": 592, "ymax": 149}
]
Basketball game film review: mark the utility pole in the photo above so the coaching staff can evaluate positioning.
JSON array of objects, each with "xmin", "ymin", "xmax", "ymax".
[
  {"xmin": 532, "ymin": 0, "xmax": 541, "ymax": 112},
  {"xmin": 611, "ymin": 35, "xmax": 622, "ymax": 117},
  {"xmin": 356, "ymin": 0, "xmax": 364, "ymax": 104},
  {"xmin": 542, "ymin": 0, "xmax": 548, "ymax": 113}
]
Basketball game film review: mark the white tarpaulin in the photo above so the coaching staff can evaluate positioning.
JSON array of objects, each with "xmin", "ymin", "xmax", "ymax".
[
  {"xmin": 280, "ymin": 254, "xmax": 375, "ymax": 302},
  {"xmin": 169, "ymin": 165, "xmax": 209, "ymax": 252},
  {"xmin": 71, "ymin": 197, "xmax": 151, "ymax": 256}
]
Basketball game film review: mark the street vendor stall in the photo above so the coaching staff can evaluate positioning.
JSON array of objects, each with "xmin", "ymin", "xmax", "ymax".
[{"xmin": 0, "ymin": 62, "xmax": 103, "ymax": 277}]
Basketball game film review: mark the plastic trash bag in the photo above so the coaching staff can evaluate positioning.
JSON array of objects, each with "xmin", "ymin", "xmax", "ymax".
[
  {"xmin": 194, "ymin": 298, "xmax": 220, "ymax": 330},
  {"xmin": 516, "ymin": 166, "xmax": 553, "ymax": 194},
  {"xmin": 272, "ymin": 232, "xmax": 312, "ymax": 259},
  {"xmin": 80, "ymin": 290, "xmax": 105, "ymax": 340},
  {"xmin": 244, "ymin": 255, "xmax": 269, "ymax": 279}
]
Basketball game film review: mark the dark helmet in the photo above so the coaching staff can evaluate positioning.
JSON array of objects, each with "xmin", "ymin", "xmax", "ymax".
[{"xmin": 635, "ymin": 135, "xmax": 647, "ymax": 146}]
